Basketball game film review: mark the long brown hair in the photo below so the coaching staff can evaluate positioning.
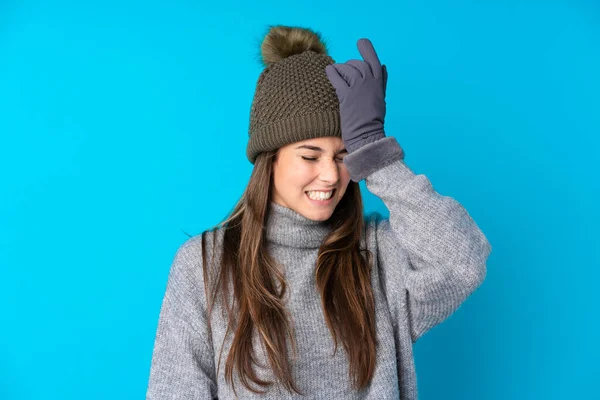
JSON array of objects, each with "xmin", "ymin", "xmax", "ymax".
[{"xmin": 200, "ymin": 149, "xmax": 376, "ymax": 395}]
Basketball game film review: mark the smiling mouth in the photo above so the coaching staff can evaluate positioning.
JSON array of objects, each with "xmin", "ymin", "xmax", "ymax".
[{"xmin": 305, "ymin": 188, "xmax": 336, "ymax": 201}]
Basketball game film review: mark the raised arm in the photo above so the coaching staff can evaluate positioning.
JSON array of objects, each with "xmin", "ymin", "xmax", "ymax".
[
  {"xmin": 345, "ymin": 136, "xmax": 492, "ymax": 342},
  {"xmin": 326, "ymin": 38, "xmax": 491, "ymax": 343}
]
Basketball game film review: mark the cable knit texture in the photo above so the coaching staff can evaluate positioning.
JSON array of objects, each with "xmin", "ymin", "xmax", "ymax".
[{"xmin": 146, "ymin": 136, "xmax": 492, "ymax": 399}]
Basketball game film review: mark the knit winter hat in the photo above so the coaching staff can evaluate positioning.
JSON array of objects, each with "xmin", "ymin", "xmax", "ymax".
[{"xmin": 246, "ymin": 25, "xmax": 342, "ymax": 164}]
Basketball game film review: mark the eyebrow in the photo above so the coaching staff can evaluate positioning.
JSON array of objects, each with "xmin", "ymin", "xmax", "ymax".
[{"xmin": 294, "ymin": 145, "xmax": 347, "ymax": 154}]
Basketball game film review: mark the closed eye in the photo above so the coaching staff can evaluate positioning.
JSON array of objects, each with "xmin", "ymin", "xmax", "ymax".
[{"xmin": 302, "ymin": 156, "xmax": 345, "ymax": 162}]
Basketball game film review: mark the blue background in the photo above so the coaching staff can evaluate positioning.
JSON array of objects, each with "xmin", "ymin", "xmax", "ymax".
[{"xmin": 1, "ymin": 1, "xmax": 598, "ymax": 399}]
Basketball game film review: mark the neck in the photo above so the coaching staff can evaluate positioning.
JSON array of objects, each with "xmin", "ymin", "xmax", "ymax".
[{"xmin": 265, "ymin": 201, "xmax": 330, "ymax": 249}]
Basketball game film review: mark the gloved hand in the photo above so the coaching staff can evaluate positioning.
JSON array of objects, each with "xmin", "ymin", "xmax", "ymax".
[{"xmin": 325, "ymin": 38, "xmax": 388, "ymax": 154}]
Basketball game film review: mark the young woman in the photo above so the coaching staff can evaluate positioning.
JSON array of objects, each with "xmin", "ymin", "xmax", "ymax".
[{"xmin": 146, "ymin": 25, "xmax": 492, "ymax": 399}]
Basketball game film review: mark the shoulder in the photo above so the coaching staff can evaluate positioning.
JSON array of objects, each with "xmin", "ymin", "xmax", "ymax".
[
  {"xmin": 175, "ymin": 226, "xmax": 226, "ymax": 259},
  {"xmin": 362, "ymin": 211, "xmax": 408, "ymax": 279},
  {"xmin": 169, "ymin": 227, "xmax": 227, "ymax": 283},
  {"xmin": 363, "ymin": 210, "xmax": 389, "ymax": 248}
]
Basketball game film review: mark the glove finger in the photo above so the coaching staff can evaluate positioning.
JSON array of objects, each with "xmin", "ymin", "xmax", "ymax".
[
  {"xmin": 346, "ymin": 60, "xmax": 368, "ymax": 79},
  {"xmin": 357, "ymin": 38, "xmax": 382, "ymax": 80},
  {"xmin": 334, "ymin": 64, "xmax": 360, "ymax": 86},
  {"xmin": 325, "ymin": 64, "xmax": 348, "ymax": 89}
]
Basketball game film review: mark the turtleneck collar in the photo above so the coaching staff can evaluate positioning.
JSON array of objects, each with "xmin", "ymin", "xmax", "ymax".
[{"xmin": 265, "ymin": 201, "xmax": 331, "ymax": 249}]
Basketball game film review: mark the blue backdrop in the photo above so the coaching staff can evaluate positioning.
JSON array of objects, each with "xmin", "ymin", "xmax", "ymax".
[{"xmin": 1, "ymin": 1, "xmax": 598, "ymax": 399}]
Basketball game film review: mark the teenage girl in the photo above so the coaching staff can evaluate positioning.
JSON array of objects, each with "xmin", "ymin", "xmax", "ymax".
[{"xmin": 146, "ymin": 25, "xmax": 492, "ymax": 399}]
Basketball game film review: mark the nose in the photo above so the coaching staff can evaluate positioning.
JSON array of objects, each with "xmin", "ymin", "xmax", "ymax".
[{"xmin": 318, "ymin": 157, "xmax": 340, "ymax": 185}]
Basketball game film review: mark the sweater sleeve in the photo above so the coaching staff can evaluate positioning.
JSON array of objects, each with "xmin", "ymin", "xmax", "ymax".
[
  {"xmin": 146, "ymin": 236, "xmax": 218, "ymax": 399},
  {"xmin": 343, "ymin": 136, "xmax": 492, "ymax": 343}
]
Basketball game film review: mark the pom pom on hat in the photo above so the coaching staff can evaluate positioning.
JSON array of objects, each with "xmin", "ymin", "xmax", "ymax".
[
  {"xmin": 247, "ymin": 25, "xmax": 341, "ymax": 165},
  {"xmin": 259, "ymin": 25, "xmax": 329, "ymax": 67}
]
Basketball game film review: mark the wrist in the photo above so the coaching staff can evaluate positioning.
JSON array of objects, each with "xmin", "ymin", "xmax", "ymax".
[
  {"xmin": 345, "ymin": 129, "xmax": 386, "ymax": 154},
  {"xmin": 343, "ymin": 136, "xmax": 404, "ymax": 182}
]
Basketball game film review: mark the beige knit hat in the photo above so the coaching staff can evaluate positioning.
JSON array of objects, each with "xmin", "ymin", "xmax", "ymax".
[{"xmin": 246, "ymin": 25, "xmax": 342, "ymax": 164}]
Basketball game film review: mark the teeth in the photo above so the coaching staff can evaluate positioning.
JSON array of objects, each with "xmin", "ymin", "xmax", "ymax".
[{"xmin": 307, "ymin": 190, "xmax": 333, "ymax": 200}]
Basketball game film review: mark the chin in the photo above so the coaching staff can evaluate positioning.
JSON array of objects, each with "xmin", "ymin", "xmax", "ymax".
[
  {"xmin": 287, "ymin": 194, "xmax": 339, "ymax": 221},
  {"xmin": 307, "ymin": 213, "xmax": 331, "ymax": 222},
  {"xmin": 303, "ymin": 205, "xmax": 336, "ymax": 221}
]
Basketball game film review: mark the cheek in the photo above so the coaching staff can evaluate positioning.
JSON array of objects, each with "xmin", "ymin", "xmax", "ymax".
[
  {"xmin": 338, "ymin": 166, "xmax": 352, "ymax": 193},
  {"xmin": 291, "ymin": 168, "xmax": 315, "ymax": 189},
  {"xmin": 339, "ymin": 164, "xmax": 351, "ymax": 182},
  {"xmin": 280, "ymin": 161, "xmax": 315, "ymax": 189}
]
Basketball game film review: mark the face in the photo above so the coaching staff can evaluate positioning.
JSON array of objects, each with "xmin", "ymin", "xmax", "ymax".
[{"xmin": 271, "ymin": 136, "xmax": 351, "ymax": 221}]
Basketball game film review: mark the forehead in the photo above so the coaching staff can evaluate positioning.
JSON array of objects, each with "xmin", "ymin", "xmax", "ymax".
[{"xmin": 285, "ymin": 136, "xmax": 344, "ymax": 151}]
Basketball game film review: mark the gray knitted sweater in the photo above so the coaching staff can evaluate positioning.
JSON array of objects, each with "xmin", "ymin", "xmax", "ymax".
[{"xmin": 146, "ymin": 136, "xmax": 492, "ymax": 399}]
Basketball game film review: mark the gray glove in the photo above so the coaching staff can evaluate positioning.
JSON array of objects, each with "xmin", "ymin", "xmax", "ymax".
[{"xmin": 325, "ymin": 38, "xmax": 388, "ymax": 154}]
